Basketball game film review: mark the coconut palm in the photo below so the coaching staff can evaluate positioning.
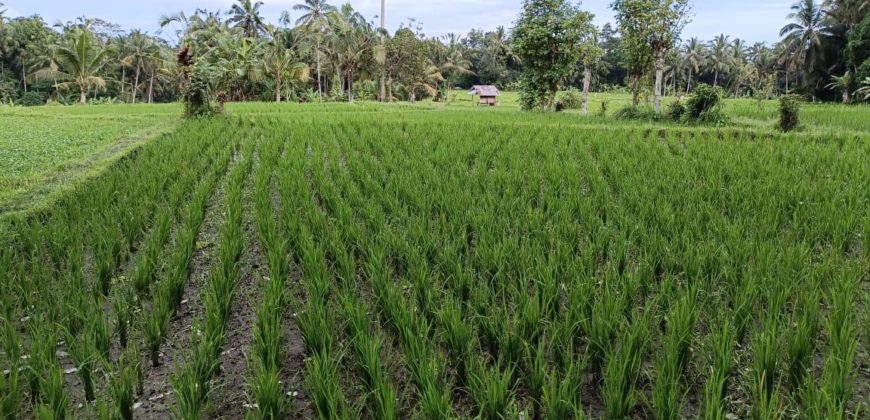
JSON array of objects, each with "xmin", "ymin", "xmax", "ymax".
[
  {"xmin": 856, "ymin": 76, "xmax": 870, "ymax": 100},
  {"xmin": 779, "ymin": 0, "xmax": 826, "ymax": 73},
  {"xmin": 729, "ymin": 38, "xmax": 748, "ymax": 95},
  {"xmin": 437, "ymin": 50, "xmax": 473, "ymax": 85},
  {"xmin": 681, "ymin": 37, "xmax": 706, "ymax": 93},
  {"xmin": 708, "ymin": 34, "xmax": 732, "ymax": 87},
  {"xmin": 121, "ymin": 30, "xmax": 159, "ymax": 103},
  {"xmin": 328, "ymin": 5, "xmax": 374, "ymax": 102},
  {"xmin": 34, "ymin": 24, "xmax": 111, "ymax": 104},
  {"xmin": 294, "ymin": 0, "xmax": 337, "ymax": 99},
  {"xmin": 262, "ymin": 29, "xmax": 309, "ymax": 102},
  {"xmin": 825, "ymin": 70, "xmax": 853, "ymax": 103},
  {"xmin": 228, "ymin": 0, "xmax": 267, "ymax": 38}
]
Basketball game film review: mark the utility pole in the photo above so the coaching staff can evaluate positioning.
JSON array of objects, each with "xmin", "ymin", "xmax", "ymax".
[{"xmin": 380, "ymin": 0, "xmax": 386, "ymax": 102}]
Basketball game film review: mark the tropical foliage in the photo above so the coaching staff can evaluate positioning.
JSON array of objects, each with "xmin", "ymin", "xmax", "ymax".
[{"xmin": 1, "ymin": 0, "xmax": 869, "ymax": 106}]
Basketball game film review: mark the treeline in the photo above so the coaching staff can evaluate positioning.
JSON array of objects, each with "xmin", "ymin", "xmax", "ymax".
[{"xmin": 0, "ymin": 0, "xmax": 868, "ymax": 106}]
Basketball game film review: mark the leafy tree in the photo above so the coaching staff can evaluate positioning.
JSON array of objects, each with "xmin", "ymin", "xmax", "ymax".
[
  {"xmin": 612, "ymin": 0, "xmax": 690, "ymax": 113},
  {"xmin": 512, "ymin": 0, "xmax": 594, "ymax": 110},
  {"xmin": 34, "ymin": 24, "xmax": 112, "ymax": 104},
  {"xmin": 385, "ymin": 28, "xmax": 427, "ymax": 101},
  {"xmin": 579, "ymin": 32, "xmax": 603, "ymax": 115}
]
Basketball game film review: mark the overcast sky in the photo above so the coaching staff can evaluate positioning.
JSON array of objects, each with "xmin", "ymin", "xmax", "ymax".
[{"xmin": 4, "ymin": 0, "xmax": 793, "ymax": 43}]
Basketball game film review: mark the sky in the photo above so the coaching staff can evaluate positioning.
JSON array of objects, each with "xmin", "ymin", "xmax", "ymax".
[{"xmin": 4, "ymin": 0, "xmax": 793, "ymax": 44}]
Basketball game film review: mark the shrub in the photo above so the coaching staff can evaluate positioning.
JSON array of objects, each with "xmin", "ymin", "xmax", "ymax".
[
  {"xmin": 779, "ymin": 94, "xmax": 801, "ymax": 132},
  {"xmin": 19, "ymin": 91, "xmax": 47, "ymax": 107},
  {"xmin": 556, "ymin": 89, "xmax": 583, "ymax": 110},
  {"xmin": 614, "ymin": 105, "xmax": 660, "ymax": 121},
  {"xmin": 597, "ymin": 100, "xmax": 609, "ymax": 117},
  {"xmin": 667, "ymin": 99, "xmax": 686, "ymax": 121},
  {"xmin": 684, "ymin": 84, "xmax": 727, "ymax": 123}
]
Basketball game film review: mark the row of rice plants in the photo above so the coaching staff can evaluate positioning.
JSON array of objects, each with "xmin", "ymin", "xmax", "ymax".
[
  {"xmin": 0, "ymin": 120, "xmax": 234, "ymax": 418},
  {"xmin": 261, "ymin": 115, "xmax": 869, "ymax": 418},
  {"xmin": 246, "ymin": 129, "xmax": 293, "ymax": 419},
  {"xmin": 172, "ymin": 138, "xmax": 255, "ymax": 418}
]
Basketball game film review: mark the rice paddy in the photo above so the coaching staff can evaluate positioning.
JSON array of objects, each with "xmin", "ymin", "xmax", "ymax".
[{"xmin": 0, "ymin": 100, "xmax": 868, "ymax": 419}]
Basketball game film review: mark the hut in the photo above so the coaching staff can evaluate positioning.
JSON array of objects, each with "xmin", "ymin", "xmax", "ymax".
[{"xmin": 468, "ymin": 85, "xmax": 500, "ymax": 106}]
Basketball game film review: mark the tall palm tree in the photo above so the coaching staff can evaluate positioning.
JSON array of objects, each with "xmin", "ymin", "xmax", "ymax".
[
  {"xmin": 34, "ymin": 24, "xmax": 111, "ymax": 104},
  {"xmin": 779, "ymin": 0, "xmax": 826, "ymax": 74},
  {"xmin": 294, "ymin": 0, "xmax": 336, "ymax": 100},
  {"xmin": 681, "ymin": 37, "xmax": 705, "ymax": 93},
  {"xmin": 708, "ymin": 34, "xmax": 732, "ymax": 87},
  {"xmin": 263, "ymin": 28, "xmax": 309, "ymax": 102},
  {"xmin": 228, "ymin": 0, "xmax": 267, "ymax": 38},
  {"xmin": 327, "ymin": 5, "xmax": 372, "ymax": 102},
  {"xmin": 730, "ymin": 38, "xmax": 748, "ymax": 95},
  {"xmin": 121, "ymin": 30, "xmax": 158, "ymax": 103}
]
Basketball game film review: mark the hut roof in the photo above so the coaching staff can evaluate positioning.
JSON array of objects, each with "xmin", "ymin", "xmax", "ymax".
[{"xmin": 468, "ymin": 85, "xmax": 500, "ymax": 97}]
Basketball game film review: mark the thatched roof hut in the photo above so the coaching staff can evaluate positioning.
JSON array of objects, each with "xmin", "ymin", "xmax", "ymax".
[{"xmin": 468, "ymin": 85, "xmax": 500, "ymax": 106}]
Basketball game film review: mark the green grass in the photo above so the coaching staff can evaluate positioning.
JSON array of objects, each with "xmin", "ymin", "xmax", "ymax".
[
  {"xmin": 0, "ymin": 98, "xmax": 868, "ymax": 419},
  {"xmin": 0, "ymin": 104, "xmax": 178, "ymax": 215}
]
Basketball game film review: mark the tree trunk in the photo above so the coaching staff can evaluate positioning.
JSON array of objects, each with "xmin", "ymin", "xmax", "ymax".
[
  {"xmin": 80, "ymin": 86, "xmax": 88, "ymax": 105},
  {"xmin": 148, "ymin": 71, "xmax": 154, "ymax": 104},
  {"xmin": 713, "ymin": 70, "xmax": 718, "ymax": 87},
  {"xmin": 316, "ymin": 38, "xmax": 322, "ymax": 101},
  {"xmin": 22, "ymin": 68, "xmax": 27, "ymax": 93},
  {"xmin": 843, "ymin": 89, "xmax": 850, "ymax": 104},
  {"xmin": 132, "ymin": 61, "xmax": 141, "ymax": 104},
  {"xmin": 630, "ymin": 73, "xmax": 640, "ymax": 106},
  {"xmin": 276, "ymin": 73, "xmax": 282, "ymax": 103},
  {"xmin": 348, "ymin": 70, "xmax": 354, "ymax": 103},
  {"xmin": 121, "ymin": 67, "xmax": 126, "ymax": 102},
  {"xmin": 654, "ymin": 54, "xmax": 665, "ymax": 115},
  {"xmin": 686, "ymin": 69, "xmax": 691, "ymax": 94},
  {"xmin": 387, "ymin": 77, "xmax": 392, "ymax": 102},
  {"xmin": 581, "ymin": 67, "xmax": 592, "ymax": 116},
  {"xmin": 785, "ymin": 70, "xmax": 789, "ymax": 92}
]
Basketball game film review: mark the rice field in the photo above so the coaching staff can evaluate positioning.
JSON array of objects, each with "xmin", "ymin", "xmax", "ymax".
[{"xmin": 0, "ymin": 102, "xmax": 868, "ymax": 419}]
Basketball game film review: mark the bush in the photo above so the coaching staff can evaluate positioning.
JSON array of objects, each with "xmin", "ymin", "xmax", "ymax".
[
  {"xmin": 779, "ymin": 94, "xmax": 801, "ymax": 132},
  {"xmin": 556, "ymin": 89, "xmax": 583, "ymax": 110},
  {"xmin": 597, "ymin": 100, "xmax": 609, "ymax": 117},
  {"xmin": 667, "ymin": 99, "xmax": 686, "ymax": 121},
  {"xmin": 19, "ymin": 91, "xmax": 47, "ymax": 107},
  {"xmin": 684, "ymin": 84, "xmax": 727, "ymax": 123},
  {"xmin": 614, "ymin": 105, "xmax": 660, "ymax": 121}
]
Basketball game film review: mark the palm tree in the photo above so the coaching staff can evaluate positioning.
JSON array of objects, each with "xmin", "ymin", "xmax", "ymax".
[
  {"xmin": 329, "ymin": 5, "xmax": 373, "ymax": 102},
  {"xmin": 730, "ymin": 38, "xmax": 748, "ymax": 95},
  {"xmin": 228, "ymin": 0, "xmax": 267, "ymax": 38},
  {"xmin": 122, "ymin": 30, "xmax": 158, "ymax": 103},
  {"xmin": 825, "ymin": 70, "xmax": 853, "ymax": 103},
  {"xmin": 682, "ymin": 37, "xmax": 705, "ymax": 93},
  {"xmin": 436, "ymin": 49, "xmax": 474, "ymax": 101},
  {"xmin": 262, "ymin": 29, "xmax": 309, "ymax": 102},
  {"xmin": 294, "ymin": 0, "xmax": 336, "ymax": 100},
  {"xmin": 35, "ymin": 24, "xmax": 111, "ymax": 104},
  {"xmin": 856, "ymin": 76, "xmax": 870, "ymax": 100},
  {"xmin": 708, "ymin": 34, "xmax": 732, "ymax": 87},
  {"xmin": 779, "ymin": 0, "xmax": 826, "ymax": 75}
]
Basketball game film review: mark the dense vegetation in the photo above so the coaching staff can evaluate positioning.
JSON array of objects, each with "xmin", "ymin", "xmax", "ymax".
[
  {"xmin": 0, "ymin": 104, "xmax": 868, "ymax": 419},
  {"xmin": 2, "ymin": 0, "xmax": 870, "ymax": 107}
]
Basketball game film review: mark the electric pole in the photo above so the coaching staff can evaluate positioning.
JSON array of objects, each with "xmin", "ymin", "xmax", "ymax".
[{"xmin": 380, "ymin": 0, "xmax": 386, "ymax": 102}]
